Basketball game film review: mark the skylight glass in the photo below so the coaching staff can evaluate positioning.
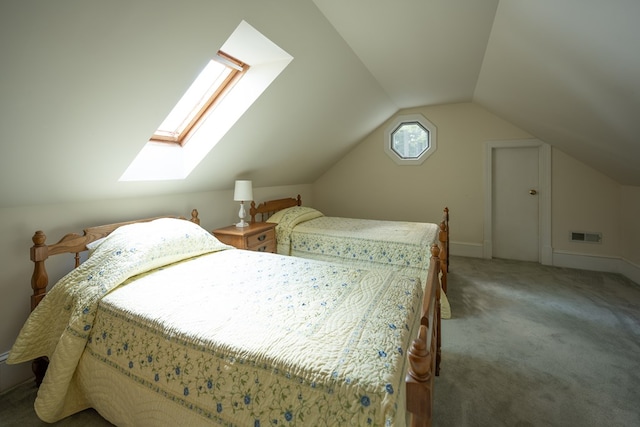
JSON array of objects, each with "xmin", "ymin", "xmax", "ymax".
[
  {"xmin": 154, "ymin": 60, "xmax": 230, "ymax": 140},
  {"xmin": 152, "ymin": 53, "xmax": 245, "ymax": 144}
]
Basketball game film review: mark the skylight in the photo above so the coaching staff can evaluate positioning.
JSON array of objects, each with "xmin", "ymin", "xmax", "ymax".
[
  {"xmin": 152, "ymin": 53, "xmax": 246, "ymax": 145},
  {"xmin": 120, "ymin": 21, "xmax": 293, "ymax": 181}
]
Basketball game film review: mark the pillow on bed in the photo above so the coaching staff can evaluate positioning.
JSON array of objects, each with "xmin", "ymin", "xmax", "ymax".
[
  {"xmin": 86, "ymin": 237, "xmax": 107, "ymax": 256},
  {"xmin": 89, "ymin": 217, "xmax": 232, "ymax": 266},
  {"xmin": 267, "ymin": 206, "xmax": 323, "ymax": 225}
]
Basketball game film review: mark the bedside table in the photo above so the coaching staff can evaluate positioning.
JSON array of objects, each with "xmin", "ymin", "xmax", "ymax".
[{"xmin": 212, "ymin": 222, "xmax": 277, "ymax": 253}]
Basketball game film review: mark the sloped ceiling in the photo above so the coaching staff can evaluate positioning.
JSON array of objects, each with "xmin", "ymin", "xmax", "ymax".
[
  {"xmin": 1, "ymin": 0, "xmax": 638, "ymax": 208},
  {"xmin": 316, "ymin": 0, "xmax": 640, "ymax": 185}
]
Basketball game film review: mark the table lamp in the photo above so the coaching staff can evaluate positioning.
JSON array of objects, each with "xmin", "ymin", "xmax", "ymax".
[{"xmin": 233, "ymin": 180, "xmax": 253, "ymax": 227}]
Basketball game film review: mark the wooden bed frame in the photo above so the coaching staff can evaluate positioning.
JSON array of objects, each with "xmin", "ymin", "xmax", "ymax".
[
  {"xmin": 26, "ymin": 208, "xmax": 440, "ymax": 427},
  {"xmin": 249, "ymin": 195, "xmax": 450, "ymax": 291},
  {"xmin": 27, "ymin": 210, "xmax": 200, "ymax": 386}
]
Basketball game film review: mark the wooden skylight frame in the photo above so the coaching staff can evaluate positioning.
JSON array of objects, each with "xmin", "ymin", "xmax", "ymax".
[{"xmin": 151, "ymin": 51, "xmax": 248, "ymax": 146}]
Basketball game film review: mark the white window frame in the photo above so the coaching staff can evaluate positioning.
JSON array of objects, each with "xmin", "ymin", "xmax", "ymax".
[{"xmin": 384, "ymin": 113, "xmax": 437, "ymax": 165}]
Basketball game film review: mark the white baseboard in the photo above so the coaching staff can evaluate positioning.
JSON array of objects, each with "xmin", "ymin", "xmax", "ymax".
[
  {"xmin": 619, "ymin": 258, "xmax": 640, "ymax": 286},
  {"xmin": 553, "ymin": 250, "xmax": 640, "ymax": 286},
  {"xmin": 0, "ymin": 352, "xmax": 33, "ymax": 393},
  {"xmin": 449, "ymin": 241, "xmax": 484, "ymax": 259},
  {"xmin": 552, "ymin": 250, "xmax": 620, "ymax": 272},
  {"xmin": 448, "ymin": 244, "xmax": 640, "ymax": 287}
]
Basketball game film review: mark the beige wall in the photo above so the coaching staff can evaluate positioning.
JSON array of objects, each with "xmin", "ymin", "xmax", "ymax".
[
  {"xmin": 313, "ymin": 102, "xmax": 532, "ymax": 250},
  {"xmin": 313, "ymin": 101, "xmax": 639, "ymax": 280},
  {"xmin": 552, "ymin": 149, "xmax": 621, "ymax": 257},
  {"xmin": 0, "ymin": 184, "xmax": 312, "ymax": 391},
  {"xmin": 551, "ymin": 150, "xmax": 640, "ymax": 281}
]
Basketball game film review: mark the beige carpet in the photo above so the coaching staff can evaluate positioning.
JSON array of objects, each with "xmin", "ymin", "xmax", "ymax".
[{"xmin": 2, "ymin": 256, "xmax": 639, "ymax": 426}]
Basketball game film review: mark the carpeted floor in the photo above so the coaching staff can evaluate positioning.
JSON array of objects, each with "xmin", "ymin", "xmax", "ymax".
[
  {"xmin": 433, "ymin": 256, "xmax": 640, "ymax": 427},
  {"xmin": 1, "ymin": 256, "xmax": 639, "ymax": 426}
]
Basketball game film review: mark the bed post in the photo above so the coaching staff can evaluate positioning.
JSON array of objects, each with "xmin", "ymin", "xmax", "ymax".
[
  {"xmin": 30, "ymin": 231, "xmax": 49, "ymax": 311},
  {"xmin": 438, "ymin": 219, "xmax": 448, "ymax": 294},
  {"xmin": 406, "ymin": 325, "xmax": 432, "ymax": 427},
  {"xmin": 190, "ymin": 209, "xmax": 200, "ymax": 225},
  {"xmin": 443, "ymin": 207, "xmax": 449, "ymax": 272},
  {"xmin": 30, "ymin": 230, "xmax": 51, "ymax": 386},
  {"xmin": 406, "ymin": 245, "xmax": 440, "ymax": 427},
  {"xmin": 436, "ymin": 266, "xmax": 442, "ymax": 377}
]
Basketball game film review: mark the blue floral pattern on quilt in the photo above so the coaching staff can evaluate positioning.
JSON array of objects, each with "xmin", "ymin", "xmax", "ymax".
[
  {"xmin": 9, "ymin": 218, "xmax": 423, "ymax": 426},
  {"xmin": 85, "ymin": 250, "xmax": 423, "ymax": 426}
]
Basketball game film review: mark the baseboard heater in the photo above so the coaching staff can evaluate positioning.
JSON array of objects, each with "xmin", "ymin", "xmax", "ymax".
[{"xmin": 570, "ymin": 231, "xmax": 602, "ymax": 243}]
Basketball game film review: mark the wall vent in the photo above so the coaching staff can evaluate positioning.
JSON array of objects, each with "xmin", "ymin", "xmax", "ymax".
[{"xmin": 570, "ymin": 231, "xmax": 602, "ymax": 243}]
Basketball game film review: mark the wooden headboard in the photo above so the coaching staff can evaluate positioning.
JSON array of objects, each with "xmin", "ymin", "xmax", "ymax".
[
  {"xmin": 29, "ymin": 209, "xmax": 200, "ymax": 311},
  {"xmin": 249, "ymin": 194, "xmax": 301, "ymax": 223}
]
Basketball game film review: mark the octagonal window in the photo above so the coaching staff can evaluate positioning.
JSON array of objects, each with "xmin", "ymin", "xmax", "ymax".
[
  {"xmin": 384, "ymin": 113, "xmax": 437, "ymax": 165},
  {"xmin": 391, "ymin": 121, "xmax": 429, "ymax": 159}
]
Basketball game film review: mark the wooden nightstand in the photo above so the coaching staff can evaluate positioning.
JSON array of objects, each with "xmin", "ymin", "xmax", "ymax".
[{"xmin": 212, "ymin": 222, "xmax": 276, "ymax": 253}]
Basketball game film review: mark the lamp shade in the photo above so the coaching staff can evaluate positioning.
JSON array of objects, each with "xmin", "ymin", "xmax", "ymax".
[{"xmin": 233, "ymin": 180, "xmax": 253, "ymax": 201}]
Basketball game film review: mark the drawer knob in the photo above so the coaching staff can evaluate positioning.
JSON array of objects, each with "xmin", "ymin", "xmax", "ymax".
[{"xmin": 257, "ymin": 234, "xmax": 266, "ymax": 241}]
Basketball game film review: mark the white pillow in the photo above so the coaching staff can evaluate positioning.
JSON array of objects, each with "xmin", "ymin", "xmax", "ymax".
[
  {"xmin": 267, "ymin": 206, "xmax": 323, "ymax": 224},
  {"xmin": 93, "ymin": 218, "xmax": 232, "ymax": 264},
  {"xmin": 86, "ymin": 237, "xmax": 107, "ymax": 256}
]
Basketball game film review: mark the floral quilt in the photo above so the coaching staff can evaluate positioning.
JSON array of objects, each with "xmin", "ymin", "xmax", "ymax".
[
  {"xmin": 9, "ymin": 218, "xmax": 423, "ymax": 426},
  {"xmin": 268, "ymin": 206, "xmax": 451, "ymax": 319},
  {"xmin": 268, "ymin": 207, "xmax": 439, "ymax": 283}
]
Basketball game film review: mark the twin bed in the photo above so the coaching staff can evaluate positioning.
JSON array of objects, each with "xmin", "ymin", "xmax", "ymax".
[
  {"xmin": 9, "ymin": 201, "xmax": 448, "ymax": 426},
  {"xmin": 250, "ymin": 196, "xmax": 451, "ymax": 318}
]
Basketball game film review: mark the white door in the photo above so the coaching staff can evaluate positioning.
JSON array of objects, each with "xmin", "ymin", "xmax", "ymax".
[{"xmin": 492, "ymin": 146, "xmax": 540, "ymax": 261}]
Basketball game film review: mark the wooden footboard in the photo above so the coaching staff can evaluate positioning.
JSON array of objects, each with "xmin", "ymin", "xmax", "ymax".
[
  {"xmin": 439, "ymin": 207, "xmax": 449, "ymax": 294},
  {"xmin": 443, "ymin": 207, "xmax": 450, "ymax": 273},
  {"xmin": 406, "ymin": 244, "xmax": 442, "ymax": 427},
  {"xmin": 28, "ymin": 209, "xmax": 200, "ymax": 386}
]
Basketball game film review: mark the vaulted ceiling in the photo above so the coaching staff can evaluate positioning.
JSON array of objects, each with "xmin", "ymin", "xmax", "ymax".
[{"xmin": 1, "ymin": 0, "xmax": 638, "ymax": 208}]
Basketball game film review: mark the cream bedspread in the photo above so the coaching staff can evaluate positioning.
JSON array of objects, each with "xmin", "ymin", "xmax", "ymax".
[
  {"xmin": 268, "ymin": 206, "xmax": 451, "ymax": 319},
  {"xmin": 8, "ymin": 218, "xmax": 231, "ymax": 422},
  {"xmin": 9, "ymin": 218, "xmax": 424, "ymax": 426}
]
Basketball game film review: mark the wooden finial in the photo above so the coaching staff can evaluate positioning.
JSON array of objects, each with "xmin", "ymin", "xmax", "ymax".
[
  {"xmin": 191, "ymin": 209, "xmax": 200, "ymax": 225},
  {"xmin": 430, "ymin": 244, "xmax": 440, "ymax": 258},
  {"xmin": 407, "ymin": 325, "xmax": 432, "ymax": 382},
  {"xmin": 32, "ymin": 230, "xmax": 46, "ymax": 246}
]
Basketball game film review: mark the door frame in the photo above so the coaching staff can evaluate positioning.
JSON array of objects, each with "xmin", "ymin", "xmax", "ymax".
[{"xmin": 484, "ymin": 139, "xmax": 552, "ymax": 265}]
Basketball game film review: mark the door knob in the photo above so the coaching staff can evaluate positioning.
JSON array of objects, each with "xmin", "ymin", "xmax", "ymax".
[{"xmin": 529, "ymin": 189, "xmax": 537, "ymax": 195}]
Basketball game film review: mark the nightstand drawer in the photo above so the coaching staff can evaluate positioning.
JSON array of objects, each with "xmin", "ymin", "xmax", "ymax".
[
  {"xmin": 246, "ymin": 228, "xmax": 275, "ymax": 249},
  {"xmin": 250, "ymin": 239, "xmax": 276, "ymax": 253}
]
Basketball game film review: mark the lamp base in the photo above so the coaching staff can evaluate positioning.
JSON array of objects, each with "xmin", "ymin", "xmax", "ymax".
[{"xmin": 236, "ymin": 202, "xmax": 249, "ymax": 228}]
